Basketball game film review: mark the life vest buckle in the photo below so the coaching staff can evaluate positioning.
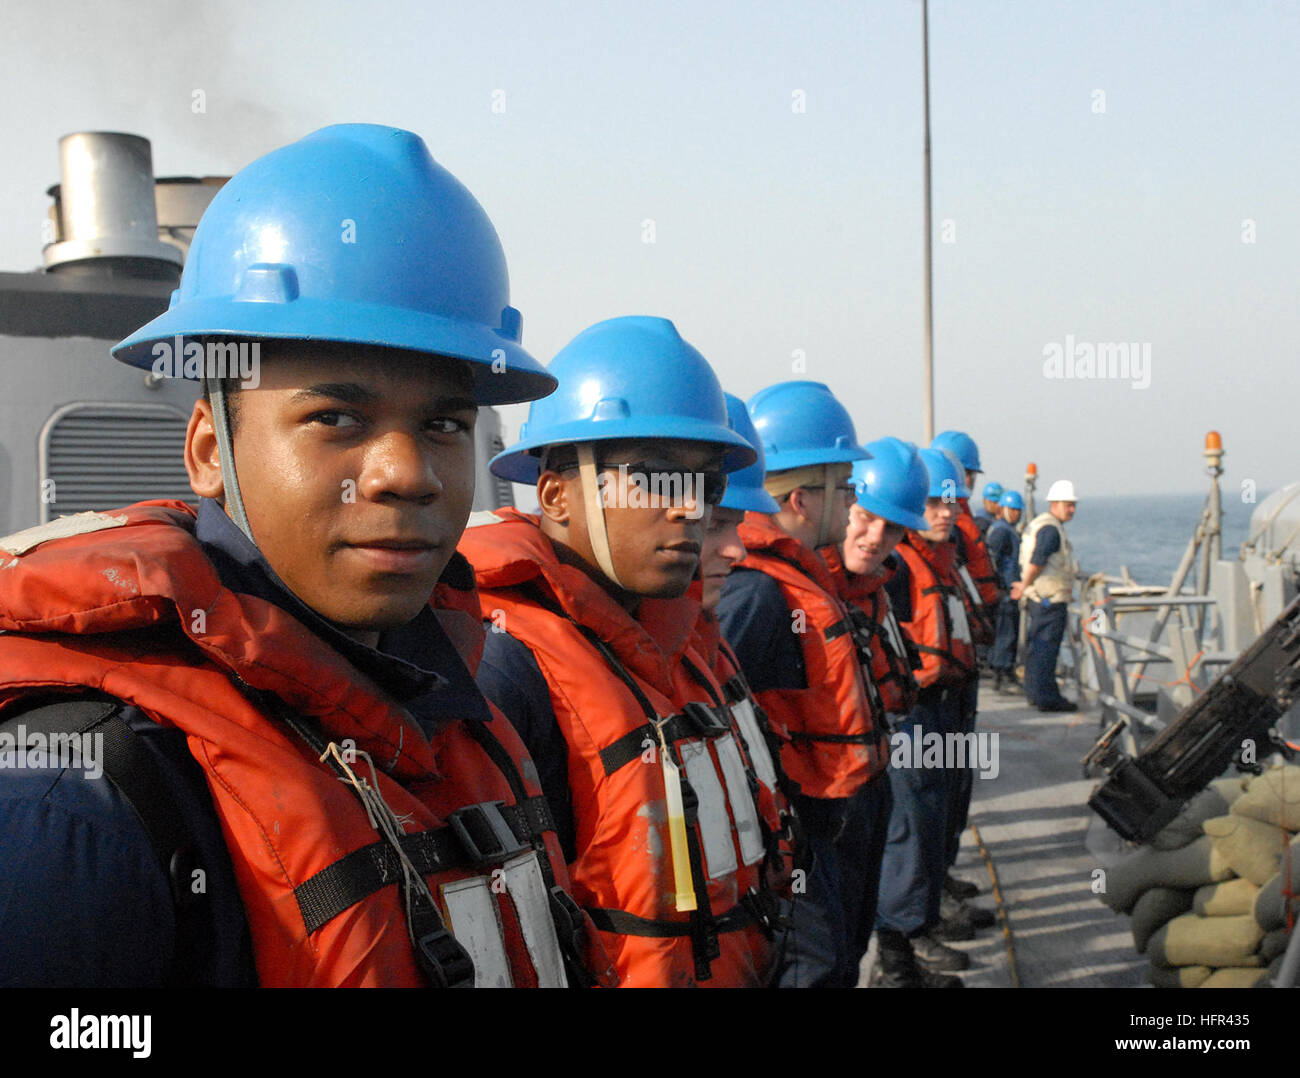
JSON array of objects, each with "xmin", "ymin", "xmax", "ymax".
[
  {"xmin": 413, "ymin": 920, "xmax": 477, "ymax": 989},
  {"xmin": 448, "ymin": 801, "xmax": 530, "ymax": 868},
  {"xmin": 740, "ymin": 886, "xmax": 787, "ymax": 939},
  {"xmin": 679, "ymin": 701, "xmax": 730, "ymax": 738},
  {"xmin": 721, "ymin": 675, "xmax": 747, "ymax": 706}
]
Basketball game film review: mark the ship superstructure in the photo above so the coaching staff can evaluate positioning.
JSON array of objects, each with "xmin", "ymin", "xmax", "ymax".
[{"xmin": 0, "ymin": 132, "xmax": 511, "ymax": 536}]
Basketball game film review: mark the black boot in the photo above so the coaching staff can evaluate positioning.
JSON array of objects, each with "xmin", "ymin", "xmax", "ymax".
[
  {"xmin": 940, "ymin": 891, "xmax": 996, "ymax": 931},
  {"xmin": 944, "ymin": 873, "xmax": 980, "ymax": 900},
  {"xmin": 913, "ymin": 932, "xmax": 971, "ymax": 971},
  {"xmin": 873, "ymin": 929, "xmax": 963, "ymax": 988}
]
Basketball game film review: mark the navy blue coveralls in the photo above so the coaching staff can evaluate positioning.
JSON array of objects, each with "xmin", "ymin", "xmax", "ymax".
[{"xmin": 985, "ymin": 518, "xmax": 1022, "ymax": 672}]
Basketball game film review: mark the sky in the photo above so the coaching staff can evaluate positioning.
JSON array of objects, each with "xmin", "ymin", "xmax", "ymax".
[{"xmin": 1, "ymin": 0, "xmax": 1296, "ymax": 496}]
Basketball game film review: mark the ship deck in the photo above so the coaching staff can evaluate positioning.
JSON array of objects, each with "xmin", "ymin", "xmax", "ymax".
[{"xmin": 858, "ymin": 678, "xmax": 1147, "ymax": 988}]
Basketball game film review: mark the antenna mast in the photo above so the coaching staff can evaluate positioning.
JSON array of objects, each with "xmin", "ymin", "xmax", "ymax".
[{"xmin": 922, "ymin": 0, "xmax": 935, "ymax": 443}]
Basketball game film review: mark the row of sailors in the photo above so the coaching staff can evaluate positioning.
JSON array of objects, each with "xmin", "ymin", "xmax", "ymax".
[{"xmin": 0, "ymin": 124, "xmax": 1015, "ymax": 987}]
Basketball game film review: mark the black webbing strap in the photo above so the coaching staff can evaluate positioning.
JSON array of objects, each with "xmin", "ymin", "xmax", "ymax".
[
  {"xmin": 749, "ymin": 547, "xmax": 825, "ymax": 589},
  {"xmin": 679, "ymin": 653, "xmax": 724, "ymax": 708},
  {"xmin": 295, "ymin": 827, "xmax": 466, "ymax": 934},
  {"xmin": 1, "ymin": 693, "xmax": 203, "ymax": 987},
  {"xmin": 786, "ymin": 730, "xmax": 883, "ymax": 745},
  {"xmin": 912, "ymin": 641, "xmax": 958, "ymax": 660},
  {"xmin": 586, "ymin": 903, "xmax": 754, "ymax": 939},
  {"xmin": 823, "ymin": 618, "xmax": 852, "ymax": 643},
  {"xmin": 911, "ymin": 641, "xmax": 975, "ymax": 679},
  {"xmin": 720, "ymin": 675, "xmax": 746, "ymax": 705},
  {"xmin": 598, "ymin": 705, "xmax": 730, "ymax": 775},
  {"xmin": 600, "ymin": 720, "xmax": 664, "ymax": 775},
  {"xmin": 292, "ymin": 795, "xmax": 555, "ymax": 934}
]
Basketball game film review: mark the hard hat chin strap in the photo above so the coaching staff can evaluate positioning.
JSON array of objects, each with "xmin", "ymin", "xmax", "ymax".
[
  {"xmin": 577, "ymin": 443, "xmax": 624, "ymax": 590},
  {"xmin": 205, "ymin": 374, "xmax": 254, "ymax": 542},
  {"xmin": 816, "ymin": 464, "xmax": 836, "ymax": 550}
]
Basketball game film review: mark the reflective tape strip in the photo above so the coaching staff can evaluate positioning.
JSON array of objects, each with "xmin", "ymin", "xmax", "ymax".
[
  {"xmin": 882, "ymin": 611, "xmax": 909, "ymax": 666},
  {"xmin": 441, "ymin": 875, "xmax": 512, "ymax": 988},
  {"xmin": 713, "ymin": 733, "xmax": 765, "ymax": 867},
  {"xmin": 729, "ymin": 697, "xmax": 778, "ymax": 793},
  {"xmin": 502, "ymin": 853, "xmax": 568, "ymax": 988},
  {"xmin": 956, "ymin": 565, "xmax": 983, "ymax": 608},
  {"xmin": 947, "ymin": 594, "xmax": 972, "ymax": 644},
  {"xmin": 679, "ymin": 739, "xmax": 738, "ymax": 881}
]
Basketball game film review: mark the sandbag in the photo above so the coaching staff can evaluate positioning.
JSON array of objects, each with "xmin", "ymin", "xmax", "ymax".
[
  {"xmin": 1149, "ymin": 963, "xmax": 1211, "ymax": 989},
  {"xmin": 1210, "ymin": 776, "xmax": 1249, "ymax": 806},
  {"xmin": 1260, "ymin": 926, "xmax": 1292, "ymax": 962},
  {"xmin": 1131, "ymin": 887, "xmax": 1196, "ymax": 952},
  {"xmin": 1146, "ymin": 913, "xmax": 1263, "ymax": 969},
  {"xmin": 1150, "ymin": 786, "xmax": 1234, "ymax": 851},
  {"xmin": 1102, "ymin": 836, "xmax": 1234, "ymax": 914},
  {"xmin": 1253, "ymin": 844, "xmax": 1300, "ymax": 931},
  {"xmin": 1192, "ymin": 878, "xmax": 1259, "ymax": 917},
  {"xmin": 1203, "ymin": 814, "xmax": 1291, "ymax": 885},
  {"xmin": 1200, "ymin": 967, "xmax": 1269, "ymax": 988},
  {"xmin": 1230, "ymin": 765, "xmax": 1300, "ymax": 831}
]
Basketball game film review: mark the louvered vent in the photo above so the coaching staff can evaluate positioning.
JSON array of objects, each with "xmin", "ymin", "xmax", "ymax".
[
  {"xmin": 40, "ymin": 403, "xmax": 195, "ymax": 521},
  {"xmin": 490, "ymin": 432, "xmax": 514, "ymax": 508}
]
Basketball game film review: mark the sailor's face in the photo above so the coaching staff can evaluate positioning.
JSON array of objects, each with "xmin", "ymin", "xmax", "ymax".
[
  {"xmin": 1003, "ymin": 507, "xmax": 1022, "ymax": 525},
  {"xmin": 918, "ymin": 496, "xmax": 956, "ymax": 542},
  {"xmin": 1052, "ymin": 500, "xmax": 1077, "ymax": 522},
  {"xmin": 841, "ymin": 504, "xmax": 904, "ymax": 576},
  {"xmin": 546, "ymin": 438, "xmax": 723, "ymax": 600},
  {"xmin": 195, "ymin": 347, "xmax": 478, "ymax": 641},
  {"xmin": 699, "ymin": 506, "xmax": 746, "ymax": 610},
  {"xmin": 789, "ymin": 465, "xmax": 855, "ymax": 548}
]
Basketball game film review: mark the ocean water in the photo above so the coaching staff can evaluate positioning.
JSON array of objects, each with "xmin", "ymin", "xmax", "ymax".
[{"xmin": 1043, "ymin": 490, "xmax": 1259, "ymax": 587}]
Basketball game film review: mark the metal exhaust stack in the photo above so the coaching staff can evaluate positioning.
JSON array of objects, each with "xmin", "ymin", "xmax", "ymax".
[{"xmin": 43, "ymin": 132, "xmax": 183, "ymax": 281}]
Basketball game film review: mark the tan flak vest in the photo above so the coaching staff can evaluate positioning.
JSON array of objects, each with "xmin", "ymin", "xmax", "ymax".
[{"xmin": 1019, "ymin": 511, "xmax": 1078, "ymax": 604}]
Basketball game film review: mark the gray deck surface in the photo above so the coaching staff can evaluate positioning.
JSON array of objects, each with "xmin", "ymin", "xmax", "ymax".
[{"xmin": 858, "ymin": 679, "xmax": 1147, "ymax": 988}]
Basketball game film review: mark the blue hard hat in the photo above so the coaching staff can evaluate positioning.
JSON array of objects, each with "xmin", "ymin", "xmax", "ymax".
[
  {"xmin": 746, "ymin": 381, "xmax": 871, "ymax": 472},
  {"xmin": 490, "ymin": 316, "xmax": 756, "ymax": 484},
  {"xmin": 113, "ymin": 124, "xmax": 555, "ymax": 406},
  {"xmin": 852, "ymin": 438, "xmax": 929, "ymax": 531},
  {"xmin": 1000, "ymin": 490, "xmax": 1024, "ymax": 511},
  {"xmin": 982, "ymin": 481, "xmax": 1004, "ymax": 502},
  {"xmin": 931, "ymin": 430, "xmax": 982, "ymax": 473},
  {"xmin": 918, "ymin": 447, "xmax": 970, "ymax": 500},
  {"xmin": 720, "ymin": 394, "xmax": 779, "ymax": 514}
]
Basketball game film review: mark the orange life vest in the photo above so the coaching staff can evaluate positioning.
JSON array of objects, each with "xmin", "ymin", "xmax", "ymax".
[
  {"xmin": 733, "ymin": 514, "xmax": 888, "ymax": 800},
  {"xmin": 821, "ymin": 545, "xmax": 921, "ymax": 717},
  {"xmin": 0, "ymin": 502, "xmax": 612, "ymax": 988},
  {"xmin": 954, "ymin": 500, "xmax": 1000, "ymax": 645},
  {"xmin": 460, "ymin": 510, "xmax": 776, "ymax": 988},
  {"xmin": 893, "ymin": 532, "xmax": 977, "ymax": 688},
  {"xmin": 693, "ymin": 610, "xmax": 799, "ymax": 897}
]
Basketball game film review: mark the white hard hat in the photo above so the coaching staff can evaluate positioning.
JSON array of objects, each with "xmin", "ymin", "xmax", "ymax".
[{"xmin": 1047, "ymin": 479, "xmax": 1077, "ymax": 503}]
